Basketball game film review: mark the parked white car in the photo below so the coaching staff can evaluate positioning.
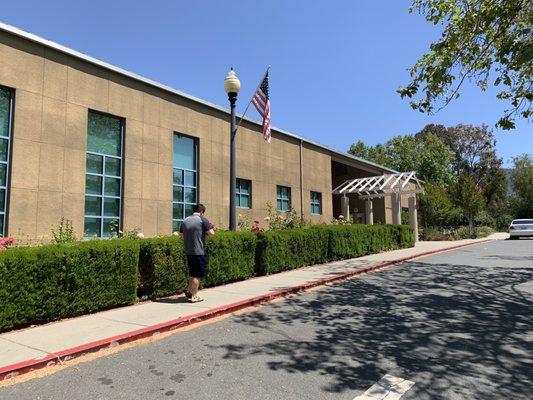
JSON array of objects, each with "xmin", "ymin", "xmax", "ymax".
[{"xmin": 509, "ymin": 219, "xmax": 533, "ymax": 239}]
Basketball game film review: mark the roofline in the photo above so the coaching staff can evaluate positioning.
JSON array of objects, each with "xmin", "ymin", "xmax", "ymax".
[{"xmin": 0, "ymin": 21, "xmax": 398, "ymax": 175}]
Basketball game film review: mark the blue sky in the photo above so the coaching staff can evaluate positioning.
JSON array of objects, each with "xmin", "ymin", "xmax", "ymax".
[{"xmin": 2, "ymin": 0, "xmax": 530, "ymax": 166}]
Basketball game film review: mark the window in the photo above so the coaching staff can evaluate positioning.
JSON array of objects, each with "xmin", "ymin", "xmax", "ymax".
[
  {"xmin": 276, "ymin": 185, "xmax": 291, "ymax": 211},
  {"xmin": 310, "ymin": 191, "xmax": 322, "ymax": 215},
  {"xmin": 173, "ymin": 134, "xmax": 198, "ymax": 232},
  {"xmin": 236, "ymin": 179, "xmax": 251, "ymax": 208},
  {"xmin": 84, "ymin": 111, "xmax": 123, "ymax": 238},
  {"xmin": 0, "ymin": 88, "xmax": 13, "ymax": 237}
]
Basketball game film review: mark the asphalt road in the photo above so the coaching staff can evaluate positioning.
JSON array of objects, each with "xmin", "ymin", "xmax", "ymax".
[{"xmin": 1, "ymin": 239, "xmax": 532, "ymax": 399}]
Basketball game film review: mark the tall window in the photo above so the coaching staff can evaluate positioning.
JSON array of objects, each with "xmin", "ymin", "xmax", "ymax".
[
  {"xmin": 0, "ymin": 88, "xmax": 13, "ymax": 237},
  {"xmin": 173, "ymin": 134, "xmax": 198, "ymax": 232},
  {"xmin": 276, "ymin": 185, "xmax": 291, "ymax": 212},
  {"xmin": 310, "ymin": 191, "xmax": 322, "ymax": 215},
  {"xmin": 236, "ymin": 179, "xmax": 251, "ymax": 208},
  {"xmin": 84, "ymin": 111, "xmax": 123, "ymax": 238}
]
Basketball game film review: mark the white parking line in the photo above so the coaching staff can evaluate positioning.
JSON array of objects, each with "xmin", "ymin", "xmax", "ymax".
[{"xmin": 353, "ymin": 374, "xmax": 415, "ymax": 400}]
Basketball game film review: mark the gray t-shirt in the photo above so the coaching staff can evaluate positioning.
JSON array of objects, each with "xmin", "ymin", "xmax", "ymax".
[{"xmin": 179, "ymin": 215, "xmax": 211, "ymax": 255}]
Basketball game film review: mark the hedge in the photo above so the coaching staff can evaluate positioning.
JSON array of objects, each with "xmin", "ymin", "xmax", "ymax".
[
  {"xmin": 1, "ymin": 224, "xmax": 415, "ymax": 332},
  {"xmin": 0, "ymin": 239, "xmax": 139, "ymax": 332},
  {"xmin": 138, "ymin": 236, "xmax": 187, "ymax": 299},
  {"xmin": 255, "ymin": 228, "xmax": 330, "ymax": 275},
  {"xmin": 138, "ymin": 231, "xmax": 257, "ymax": 298},
  {"xmin": 203, "ymin": 231, "xmax": 257, "ymax": 287},
  {"xmin": 328, "ymin": 224, "xmax": 413, "ymax": 261}
]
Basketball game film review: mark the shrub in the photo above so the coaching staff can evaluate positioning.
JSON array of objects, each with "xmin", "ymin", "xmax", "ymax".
[
  {"xmin": 422, "ymin": 225, "xmax": 495, "ymax": 241},
  {"xmin": 495, "ymin": 214, "xmax": 513, "ymax": 231},
  {"xmin": 138, "ymin": 237, "xmax": 187, "ymax": 299},
  {"xmin": 0, "ymin": 239, "xmax": 139, "ymax": 332},
  {"xmin": 328, "ymin": 224, "xmax": 408, "ymax": 261},
  {"xmin": 255, "ymin": 227, "xmax": 330, "ymax": 275},
  {"xmin": 203, "ymin": 231, "xmax": 257, "ymax": 287},
  {"xmin": 397, "ymin": 225, "xmax": 416, "ymax": 248},
  {"xmin": 138, "ymin": 231, "xmax": 258, "ymax": 298},
  {"xmin": 50, "ymin": 217, "xmax": 77, "ymax": 244}
]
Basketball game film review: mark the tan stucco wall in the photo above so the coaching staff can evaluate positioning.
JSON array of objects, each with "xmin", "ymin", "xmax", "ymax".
[{"xmin": 1, "ymin": 31, "xmax": 336, "ymax": 240}]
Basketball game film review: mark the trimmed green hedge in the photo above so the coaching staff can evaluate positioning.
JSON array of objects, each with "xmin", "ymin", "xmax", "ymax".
[
  {"xmin": 203, "ymin": 231, "xmax": 257, "ymax": 287},
  {"xmin": 0, "ymin": 239, "xmax": 139, "ymax": 332},
  {"xmin": 138, "ymin": 231, "xmax": 258, "ymax": 298},
  {"xmin": 1, "ymin": 224, "xmax": 415, "ymax": 332},
  {"xmin": 257, "ymin": 224, "xmax": 415, "ymax": 274},
  {"xmin": 328, "ymin": 224, "xmax": 414, "ymax": 261},
  {"xmin": 138, "ymin": 237, "xmax": 187, "ymax": 299},
  {"xmin": 256, "ymin": 228, "xmax": 330, "ymax": 275}
]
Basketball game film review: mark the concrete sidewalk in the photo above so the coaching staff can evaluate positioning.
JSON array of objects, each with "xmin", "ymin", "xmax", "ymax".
[{"xmin": 0, "ymin": 234, "xmax": 506, "ymax": 379}]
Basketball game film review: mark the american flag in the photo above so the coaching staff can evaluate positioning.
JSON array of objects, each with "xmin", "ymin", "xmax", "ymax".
[{"xmin": 252, "ymin": 71, "xmax": 271, "ymax": 142}]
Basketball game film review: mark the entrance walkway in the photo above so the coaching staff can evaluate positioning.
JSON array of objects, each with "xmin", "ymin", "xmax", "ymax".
[{"xmin": 0, "ymin": 234, "xmax": 506, "ymax": 380}]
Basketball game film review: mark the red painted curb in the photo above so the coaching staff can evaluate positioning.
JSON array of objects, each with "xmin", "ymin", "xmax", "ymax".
[{"xmin": 0, "ymin": 238, "xmax": 494, "ymax": 381}]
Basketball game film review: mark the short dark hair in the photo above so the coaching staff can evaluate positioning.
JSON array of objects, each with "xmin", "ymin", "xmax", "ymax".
[{"xmin": 194, "ymin": 203, "xmax": 206, "ymax": 214}]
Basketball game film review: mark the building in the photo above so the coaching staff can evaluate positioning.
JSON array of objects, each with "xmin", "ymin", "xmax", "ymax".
[{"xmin": 0, "ymin": 22, "xmax": 418, "ymax": 241}]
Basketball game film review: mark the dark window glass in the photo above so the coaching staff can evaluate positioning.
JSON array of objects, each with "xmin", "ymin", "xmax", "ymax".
[
  {"xmin": 87, "ymin": 112, "xmax": 122, "ymax": 156},
  {"xmin": 0, "ymin": 139, "xmax": 8, "ymax": 162},
  {"xmin": 84, "ymin": 112, "xmax": 123, "ymax": 238},
  {"xmin": 173, "ymin": 134, "xmax": 198, "ymax": 231},
  {"xmin": 310, "ymin": 191, "xmax": 322, "ymax": 215},
  {"xmin": 0, "ymin": 88, "xmax": 12, "ymax": 237},
  {"xmin": 236, "ymin": 179, "xmax": 252, "ymax": 208},
  {"xmin": 276, "ymin": 186, "xmax": 291, "ymax": 212}
]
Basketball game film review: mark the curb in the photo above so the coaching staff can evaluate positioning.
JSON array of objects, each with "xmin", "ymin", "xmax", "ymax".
[{"xmin": 0, "ymin": 238, "xmax": 494, "ymax": 381}]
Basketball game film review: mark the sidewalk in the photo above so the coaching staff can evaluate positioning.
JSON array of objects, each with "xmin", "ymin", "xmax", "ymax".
[{"xmin": 0, "ymin": 234, "xmax": 506, "ymax": 380}]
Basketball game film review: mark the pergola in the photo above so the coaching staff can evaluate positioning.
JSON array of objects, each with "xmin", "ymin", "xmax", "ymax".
[{"xmin": 332, "ymin": 171, "xmax": 424, "ymax": 240}]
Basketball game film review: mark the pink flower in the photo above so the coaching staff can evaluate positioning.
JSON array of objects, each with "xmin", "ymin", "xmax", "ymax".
[
  {"xmin": 278, "ymin": 215, "xmax": 285, "ymax": 221},
  {"xmin": 264, "ymin": 217, "xmax": 271, "ymax": 221},
  {"xmin": 338, "ymin": 215, "xmax": 345, "ymax": 219}
]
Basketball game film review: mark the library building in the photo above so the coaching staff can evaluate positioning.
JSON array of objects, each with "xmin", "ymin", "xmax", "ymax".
[{"xmin": 0, "ymin": 23, "xmax": 422, "ymax": 241}]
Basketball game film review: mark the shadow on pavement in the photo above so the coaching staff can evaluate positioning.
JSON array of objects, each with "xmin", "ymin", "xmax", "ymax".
[{"xmin": 211, "ymin": 258, "xmax": 533, "ymax": 399}]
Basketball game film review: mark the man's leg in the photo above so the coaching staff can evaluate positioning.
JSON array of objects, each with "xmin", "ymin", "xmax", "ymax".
[{"xmin": 189, "ymin": 277, "xmax": 200, "ymax": 298}]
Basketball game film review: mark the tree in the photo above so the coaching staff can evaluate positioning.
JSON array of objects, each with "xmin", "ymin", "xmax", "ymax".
[
  {"xmin": 450, "ymin": 174, "xmax": 486, "ymax": 234},
  {"xmin": 348, "ymin": 133, "xmax": 454, "ymax": 185},
  {"xmin": 398, "ymin": 0, "xmax": 532, "ymax": 129},
  {"xmin": 418, "ymin": 183, "xmax": 461, "ymax": 228},
  {"xmin": 510, "ymin": 154, "xmax": 533, "ymax": 217},
  {"xmin": 416, "ymin": 123, "xmax": 506, "ymax": 206}
]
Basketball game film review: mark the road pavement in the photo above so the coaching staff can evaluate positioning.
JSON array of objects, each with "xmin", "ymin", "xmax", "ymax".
[{"xmin": 1, "ymin": 239, "xmax": 531, "ymax": 399}]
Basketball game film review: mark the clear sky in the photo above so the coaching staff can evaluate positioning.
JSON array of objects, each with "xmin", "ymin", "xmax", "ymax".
[{"xmin": 2, "ymin": 0, "xmax": 530, "ymax": 166}]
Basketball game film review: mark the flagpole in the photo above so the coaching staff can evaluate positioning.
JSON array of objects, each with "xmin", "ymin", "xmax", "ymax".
[{"xmin": 235, "ymin": 66, "xmax": 270, "ymax": 132}]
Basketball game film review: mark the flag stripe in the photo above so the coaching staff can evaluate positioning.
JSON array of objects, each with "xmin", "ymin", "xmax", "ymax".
[{"xmin": 251, "ymin": 71, "xmax": 271, "ymax": 142}]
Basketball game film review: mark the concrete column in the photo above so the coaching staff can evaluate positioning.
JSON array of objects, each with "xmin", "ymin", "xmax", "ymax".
[
  {"xmin": 341, "ymin": 196, "xmax": 350, "ymax": 219},
  {"xmin": 365, "ymin": 199, "xmax": 374, "ymax": 225},
  {"xmin": 392, "ymin": 192, "xmax": 401, "ymax": 225},
  {"xmin": 408, "ymin": 196, "xmax": 418, "ymax": 242}
]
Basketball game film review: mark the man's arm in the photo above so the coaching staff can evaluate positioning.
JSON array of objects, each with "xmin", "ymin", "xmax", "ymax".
[{"xmin": 202, "ymin": 217, "xmax": 215, "ymax": 236}]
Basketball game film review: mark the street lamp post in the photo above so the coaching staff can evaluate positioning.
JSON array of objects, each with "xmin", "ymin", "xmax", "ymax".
[{"xmin": 224, "ymin": 69, "xmax": 241, "ymax": 230}]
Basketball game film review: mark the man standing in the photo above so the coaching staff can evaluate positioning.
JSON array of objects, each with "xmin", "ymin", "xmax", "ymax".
[{"xmin": 179, "ymin": 204, "xmax": 215, "ymax": 303}]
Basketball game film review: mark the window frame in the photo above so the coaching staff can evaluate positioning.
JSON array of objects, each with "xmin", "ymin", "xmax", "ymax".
[
  {"xmin": 236, "ymin": 178, "xmax": 252, "ymax": 209},
  {"xmin": 172, "ymin": 133, "xmax": 199, "ymax": 232},
  {"xmin": 84, "ymin": 110, "xmax": 125, "ymax": 238},
  {"xmin": 310, "ymin": 191, "xmax": 322, "ymax": 215},
  {"xmin": 0, "ymin": 86, "xmax": 14, "ymax": 237},
  {"xmin": 276, "ymin": 185, "xmax": 291, "ymax": 212}
]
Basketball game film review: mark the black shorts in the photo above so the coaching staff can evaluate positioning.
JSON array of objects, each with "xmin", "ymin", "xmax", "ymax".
[{"xmin": 186, "ymin": 254, "xmax": 208, "ymax": 278}]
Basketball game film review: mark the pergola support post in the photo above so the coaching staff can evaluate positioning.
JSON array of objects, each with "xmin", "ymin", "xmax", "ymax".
[
  {"xmin": 365, "ymin": 198, "xmax": 373, "ymax": 225},
  {"xmin": 392, "ymin": 192, "xmax": 401, "ymax": 225},
  {"xmin": 341, "ymin": 195, "xmax": 350, "ymax": 220},
  {"xmin": 408, "ymin": 196, "xmax": 418, "ymax": 242}
]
